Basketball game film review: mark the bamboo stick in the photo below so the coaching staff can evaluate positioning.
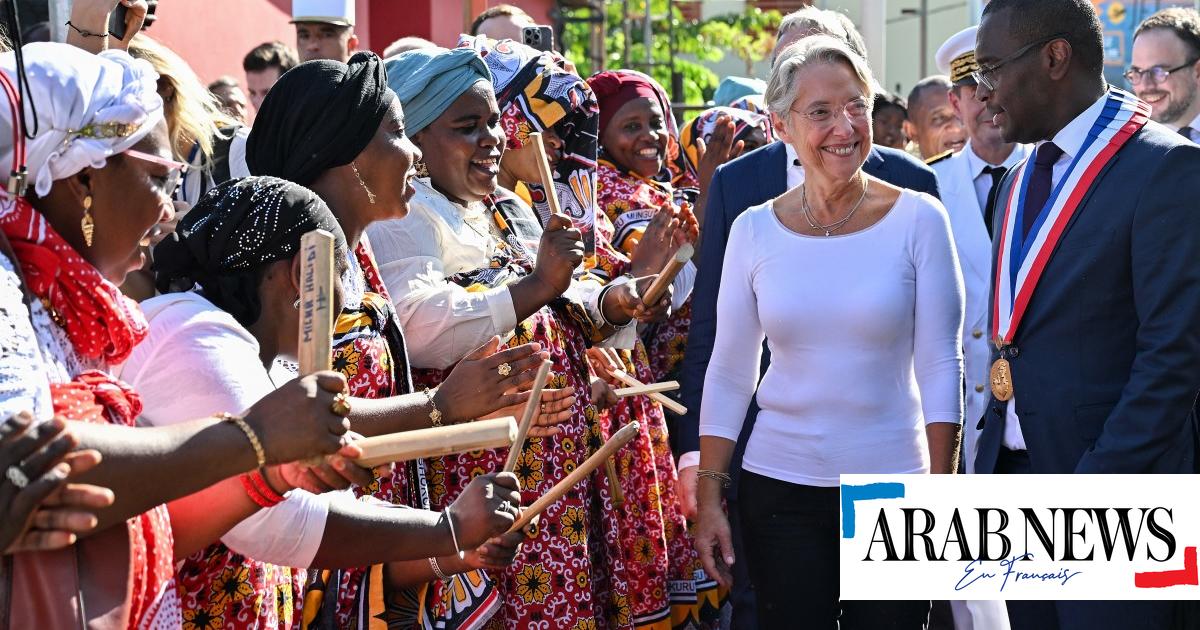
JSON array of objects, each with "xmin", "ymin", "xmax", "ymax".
[
  {"xmin": 508, "ymin": 421, "xmax": 639, "ymax": 533},
  {"xmin": 354, "ymin": 417, "xmax": 517, "ymax": 468},
  {"xmin": 641, "ymin": 242, "xmax": 694, "ymax": 306},
  {"xmin": 612, "ymin": 381, "xmax": 679, "ymax": 398},
  {"xmin": 529, "ymin": 132, "xmax": 563, "ymax": 217},
  {"xmin": 502, "ymin": 359, "xmax": 553, "ymax": 472},
  {"xmin": 611, "ymin": 369, "xmax": 687, "ymax": 416}
]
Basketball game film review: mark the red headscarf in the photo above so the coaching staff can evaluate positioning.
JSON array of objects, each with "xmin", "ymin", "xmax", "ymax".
[{"xmin": 587, "ymin": 70, "xmax": 662, "ymax": 138}]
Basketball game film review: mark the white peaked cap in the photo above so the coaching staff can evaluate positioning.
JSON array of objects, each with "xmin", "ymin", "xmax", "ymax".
[
  {"xmin": 936, "ymin": 25, "xmax": 980, "ymax": 85},
  {"xmin": 292, "ymin": 0, "xmax": 354, "ymax": 26}
]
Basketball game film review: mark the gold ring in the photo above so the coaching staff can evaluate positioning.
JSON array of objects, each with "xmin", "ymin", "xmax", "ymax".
[
  {"xmin": 497, "ymin": 362, "xmax": 512, "ymax": 377},
  {"xmin": 330, "ymin": 392, "xmax": 352, "ymax": 416}
]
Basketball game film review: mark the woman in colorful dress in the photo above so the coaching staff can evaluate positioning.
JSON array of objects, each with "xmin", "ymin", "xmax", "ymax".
[
  {"xmin": 122, "ymin": 175, "xmax": 534, "ymax": 629},
  {"xmin": 245, "ymin": 51, "xmax": 559, "ymax": 628},
  {"xmin": 587, "ymin": 71, "xmax": 702, "ymax": 387},
  {"xmin": 367, "ymin": 42, "xmax": 716, "ymax": 629},
  {"xmin": 0, "ymin": 43, "xmax": 353, "ymax": 629}
]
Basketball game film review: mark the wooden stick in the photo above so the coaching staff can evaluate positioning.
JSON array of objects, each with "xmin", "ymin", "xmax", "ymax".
[
  {"xmin": 641, "ymin": 242, "xmax": 694, "ymax": 307},
  {"xmin": 612, "ymin": 369, "xmax": 688, "ymax": 416},
  {"xmin": 528, "ymin": 132, "xmax": 563, "ymax": 218},
  {"xmin": 605, "ymin": 457, "xmax": 625, "ymax": 506},
  {"xmin": 355, "ymin": 417, "xmax": 517, "ymax": 468},
  {"xmin": 508, "ymin": 421, "xmax": 639, "ymax": 533},
  {"xmin": 502, "ymin": 359, "xmax": 553, "ymax": 472},
  {"xmin": 298, "ymin": 230, "xmax": 336, "ymax": 375},
  {"xmin": 612, "ymin": 381, "xmax": 679, "ymax": 398},
  {"xmin": 297, "ymin": 230, "xmax": 338, "ymax": 466}
]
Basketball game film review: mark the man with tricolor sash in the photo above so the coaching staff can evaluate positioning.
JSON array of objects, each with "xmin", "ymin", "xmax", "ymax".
[{"xmin": 973, "ymin": 1, "xmax": 1200, "ymax": 628}]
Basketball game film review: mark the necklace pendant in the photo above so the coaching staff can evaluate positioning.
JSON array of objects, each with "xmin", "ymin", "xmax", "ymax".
[{"xmin": 824, "ymin": 230, "xmax": 831, "ymax": 237}]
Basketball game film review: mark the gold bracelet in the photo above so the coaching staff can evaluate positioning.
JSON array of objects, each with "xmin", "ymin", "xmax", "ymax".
[
  {"xmin": 696, "ymin": 469, "xmax": 732, "ymax": 489},
  {"xmin": 220, "ymin": 412, "xmax": 266, "ymax": 468},
  {"xmin": 424, "ymin": 387, "xmax": 443, "ymax": 427}
]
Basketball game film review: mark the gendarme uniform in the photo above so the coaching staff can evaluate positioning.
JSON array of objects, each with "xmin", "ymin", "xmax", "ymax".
[{"xmin": 931, "ymin": 26, "xmax": 1032, "ymax": 482}]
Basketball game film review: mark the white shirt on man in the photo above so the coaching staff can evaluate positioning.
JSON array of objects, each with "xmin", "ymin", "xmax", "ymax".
[{"xmin": 1001, "ymin": 91, "xmax": 1110, "ymax": 451}]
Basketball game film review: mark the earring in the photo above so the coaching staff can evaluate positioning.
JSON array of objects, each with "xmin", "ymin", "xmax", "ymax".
[
  {"xmin": 351, "ymin": 162, "xmax": 377, "ymax": 205},
  {"xmin": 293, "ymin": 297, "xmax": 300, "ymax": 310},
  {"xmin": 80, "ymin": 195, "xmax": 94, "ymax": 248},
  {"xmin": 414, "ymin": 159, "xmax": 429, "ymax": 178}
]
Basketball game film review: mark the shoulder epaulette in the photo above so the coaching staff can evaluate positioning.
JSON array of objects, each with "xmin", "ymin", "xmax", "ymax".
[{"xmin": 924, "ymin": 150, "xmax": 954, "ymax": 165}]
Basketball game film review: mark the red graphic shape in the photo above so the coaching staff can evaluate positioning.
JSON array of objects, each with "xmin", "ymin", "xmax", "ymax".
[{"xmin": 1135, "ymin": 546, "xmax": 1198, "ymax": 588}]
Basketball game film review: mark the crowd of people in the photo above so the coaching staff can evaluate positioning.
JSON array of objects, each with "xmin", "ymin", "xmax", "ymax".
[{"xmin": 0, "ymin": 0, "xmax": 1198, "ymax": 629}]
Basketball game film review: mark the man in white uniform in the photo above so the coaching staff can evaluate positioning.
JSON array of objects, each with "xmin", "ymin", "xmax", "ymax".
[
  {"xmin": 931, "ymin": 26, "xmax": 1032, "ymax": 474},
  {"xmin": 292, "ymin": 0, "xmax": 358, "ymax": 63}
]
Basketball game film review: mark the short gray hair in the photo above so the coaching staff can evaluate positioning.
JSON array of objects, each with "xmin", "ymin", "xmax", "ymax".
[
  {"xmin": 766, "ymin": 35, "xmax": 876, "ymax": 117},
  {"xmin": 777, "ymin": 7, "xmax": 844, "ymax": 44},
  {"xmin": 776, "ymin": 7, "xmax": 867, "ymax": 63}
]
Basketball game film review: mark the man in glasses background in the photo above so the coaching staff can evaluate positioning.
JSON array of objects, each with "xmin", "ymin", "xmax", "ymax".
[{"xmin": 1130, "ymin": 7, "xmax": 1200, "ymax": 142}]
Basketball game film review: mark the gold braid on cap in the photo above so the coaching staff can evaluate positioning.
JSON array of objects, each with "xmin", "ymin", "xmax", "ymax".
[
  {"xmin": 950, "ymin": 52, "xmax": 979, "ymax": 85},
  {"xmin": 66, "ymin": 121, "xmax": 139, "ymax": 140}
]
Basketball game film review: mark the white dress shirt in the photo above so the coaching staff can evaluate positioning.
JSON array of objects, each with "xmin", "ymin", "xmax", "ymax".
[
  {"xmin": 1002, "ymin": 92, "xmax": 1110, "ymax": 451},
  {"xmin": 961, "ymin": 140, "xmax": 1029, "ymax": 213}
]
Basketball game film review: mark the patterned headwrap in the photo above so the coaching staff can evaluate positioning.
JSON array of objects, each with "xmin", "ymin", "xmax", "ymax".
[
  {"xmin": 458, "ymin": 34, "xmax": 598, "ymax": 254},
  {"xmin": 679, "ymin": 105, "xmax": 774, "ymax": 181},
  {"xmin": 0, "ymin": 43, "xmax": 163, "ymax": 364},
  {"xmin": 246, "ymin": 52, "xmax": 395, "ymax": 186},
  {"xmin": 384, "ymin": 46, "xmax": 492, "ymax": 135},
  {"xmin": 728, "ymin": 93, "xmax": 769, "ymax": 116},
  {"xmin": 153, "ymin": 176, "xmax": 346, "ymax": 327},
  {"xmin": 588, "ymin": 70, "xmax": 696, "ymax": 202}
]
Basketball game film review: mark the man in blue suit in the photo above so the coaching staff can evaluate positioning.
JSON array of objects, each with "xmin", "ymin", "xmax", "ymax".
[
  {"xmin": 971, "ymin": 1, "xmax": 1200, "ymax": 628},
  {"xmin": 675, "ymin": 80, "xmax": 941, "ymax": 630}
]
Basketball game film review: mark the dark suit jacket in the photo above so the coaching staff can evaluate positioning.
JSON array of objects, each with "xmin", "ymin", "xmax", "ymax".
[
  {"xmin": 975, "ymin": 122, "xmax": 1200, "ymax": 475},
  {"xmin": 676, "ymin": 141, "xmax": 941, "ymax": 496}
]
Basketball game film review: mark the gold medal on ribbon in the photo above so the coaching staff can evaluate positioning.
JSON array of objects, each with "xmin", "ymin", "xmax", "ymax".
[{"xmin": 990, "ymin": 357, "xmax": 1013, "ymax": 401}]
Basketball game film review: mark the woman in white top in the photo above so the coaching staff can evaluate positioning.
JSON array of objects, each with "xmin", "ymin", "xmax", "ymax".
[
  {"xmin": 693, "ymin": 36, "xmax": 965, "ymax": 629},
  {"xmin": 125, "ymin": 176, "xmax": 556, "ymax": 627}
]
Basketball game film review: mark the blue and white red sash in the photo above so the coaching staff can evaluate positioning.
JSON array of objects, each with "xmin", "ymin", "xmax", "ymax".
[{"xmin": 991, "ymin": 88, "xmax": 1150, "ymax": 346}]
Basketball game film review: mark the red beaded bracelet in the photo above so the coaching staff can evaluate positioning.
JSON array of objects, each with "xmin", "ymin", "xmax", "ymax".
[
  {"xmin": 239, "ymin": 473, "xmax": 283, "ymax": 508},
  {"xmin": 250, "ymin": 470, "xmax": 287, "ymax": 503}
]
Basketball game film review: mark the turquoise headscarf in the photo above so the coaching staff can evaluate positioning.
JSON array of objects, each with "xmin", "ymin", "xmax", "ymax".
[
  {"xmin": 385, "ymin": 46, "xmax": 492, "ymax": 135},
  {"xmin": 713, "ymin": 76, "xmax": 767, "ymax": 107}
]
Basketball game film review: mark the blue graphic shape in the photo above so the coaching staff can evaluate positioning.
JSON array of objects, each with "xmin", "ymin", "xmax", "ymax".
[{"xmin": 841, "ymin": 483, "xmax": 905, "ymax": 538}]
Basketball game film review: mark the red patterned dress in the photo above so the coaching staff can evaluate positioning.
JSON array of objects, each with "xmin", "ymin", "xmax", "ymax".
[
  {"xmin": 595, "ymin": 160, "xmax": 692, "ymax": 386},
  {"xmin": 304, "ymin": 242, "xmax": 500, "ymax": 630},
  {"xmin": 0, "ymin": 196, "xmax": 180, "ymax": 629}
]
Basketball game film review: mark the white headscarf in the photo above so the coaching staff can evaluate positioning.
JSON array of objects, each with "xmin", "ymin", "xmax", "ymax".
[{"xmin": 0, "ymin": 42, "xmax": 163, "ymax": 197}]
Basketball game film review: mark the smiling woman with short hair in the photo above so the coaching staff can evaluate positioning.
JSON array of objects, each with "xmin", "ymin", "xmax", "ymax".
[{"xmin": 692, "ymin": 35, "xmax": 966, "ymax": 629}]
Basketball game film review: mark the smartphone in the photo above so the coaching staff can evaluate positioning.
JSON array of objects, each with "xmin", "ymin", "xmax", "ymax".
[
  {"xmin": 108, "ymin": 4, "xmax": 128, "ymax": 40},
  {"xmin": 522, "ymin": 25, "xmax": 554, "ymax": 52}
]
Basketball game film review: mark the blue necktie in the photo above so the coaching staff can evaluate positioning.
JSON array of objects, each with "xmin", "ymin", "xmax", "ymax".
[{"xmin": 1022, "ymin": 142, "xmax": 1064, "ymax": 237}]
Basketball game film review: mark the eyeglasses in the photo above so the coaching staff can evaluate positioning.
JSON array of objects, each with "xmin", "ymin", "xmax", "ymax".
[
  {"xmin": 972, "ymin": 32, "xmax": 1068, "ymax": 91},
  {"xmin": 1123, "ymin": 60, "xmax": 1199, "ymax": 85},
  {"xmin": 790, "ymin": 98, "xmax": 871, "ymax": 126},
  {"xmin": 123, "ymin": 149, "xmax": 188, "ymax": 196}
]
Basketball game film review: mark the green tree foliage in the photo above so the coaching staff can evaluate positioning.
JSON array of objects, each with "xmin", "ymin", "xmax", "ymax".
[{"xmin": 562, "ymin": 2, "xmax": 781, "ymax": 105}]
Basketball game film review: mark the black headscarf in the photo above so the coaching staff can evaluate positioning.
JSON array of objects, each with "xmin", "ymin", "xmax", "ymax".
[
  {"xmin": 153, "ymin": 176, "xmax": 347, "ymax": 327},
  {"xmin": 246, "ymin": 51, "xmax": 395, "ymax": 186}
]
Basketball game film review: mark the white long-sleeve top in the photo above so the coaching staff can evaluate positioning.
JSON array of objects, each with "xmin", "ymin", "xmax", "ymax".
[
  {"xmin": 366, "ymin": 179, "xmax": 631, "ymax": 369},
  {"xmin": 699, "ymin": 189, "xmax": 965, "ymax": 487}
]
